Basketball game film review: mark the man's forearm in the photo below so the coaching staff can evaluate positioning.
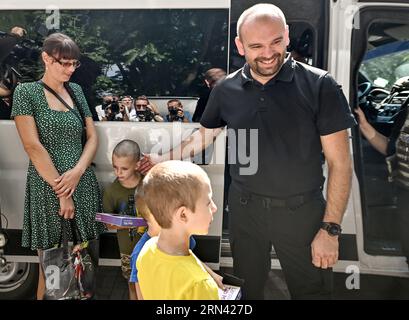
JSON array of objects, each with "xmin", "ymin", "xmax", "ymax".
[
  {"xmin": 162, "ymin": 127, "xmax": 223, "ymax": 161},
  {"xmin": 324, "ymin": 159, "xmax": 353, "ymax": 224}
]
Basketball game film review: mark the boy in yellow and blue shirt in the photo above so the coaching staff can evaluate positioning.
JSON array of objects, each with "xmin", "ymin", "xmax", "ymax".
[{"xmin": 136, "ymin": 160, "xmax": 222, "ymax": 300}]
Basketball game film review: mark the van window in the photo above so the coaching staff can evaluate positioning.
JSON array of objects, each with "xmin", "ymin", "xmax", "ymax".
[
  {"xmin": 357, "ymin": 21, "xmax": 409, "ymax": 255},
  {"xmin": 0, "ymin": 9, "xmax": 228, "ymax": 107}
]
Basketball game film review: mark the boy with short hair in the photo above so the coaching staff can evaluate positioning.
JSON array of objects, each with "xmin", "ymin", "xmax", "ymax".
[
  {"xmin": 103, "ymin": 139, "xmax": 145, "ymax": 300},
  {"xmin": 129, "ymin": 193, "xmax": 202, "ymax": 300},
  {"xmin": 136, "ymin": 160, "xmax": 220, "ymax": 300}
]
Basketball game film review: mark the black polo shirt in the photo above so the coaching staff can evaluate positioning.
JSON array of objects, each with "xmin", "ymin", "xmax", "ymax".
[{"xmin": 200, "ymin": 56, "xmax": 356, "ymax": 197}]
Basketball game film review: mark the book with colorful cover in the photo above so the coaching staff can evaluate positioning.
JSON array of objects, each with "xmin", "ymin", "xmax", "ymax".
[
  {"xmin": 219, "ymin": 284, "xmax": 242, "ymax": 300},
  {"xmin": 218, "ymin": 273, "xmax": 243, "ymax": 300},
  {"xmin": 95, "ymin": 212, "xmax": 148, "ymax": 227}
]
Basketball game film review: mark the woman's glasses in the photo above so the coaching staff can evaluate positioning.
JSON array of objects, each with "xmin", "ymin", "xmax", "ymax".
[{"xmin": 52, "ymin": 56, "xmax": 81, "ymax": 69}]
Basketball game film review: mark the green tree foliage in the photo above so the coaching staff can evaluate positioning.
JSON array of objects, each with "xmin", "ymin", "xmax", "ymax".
[{"xmin": 0, "ymin": 9, "xmax": 228, "ymax": 103}]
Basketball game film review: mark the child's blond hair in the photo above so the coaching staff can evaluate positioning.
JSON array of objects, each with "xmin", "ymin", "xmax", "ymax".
[{"xmin": 141, "ymin": 160, "xmax": 210, "ymax": 228}]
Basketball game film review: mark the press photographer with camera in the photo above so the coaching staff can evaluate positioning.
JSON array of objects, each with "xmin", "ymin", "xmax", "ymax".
[
  {"xmin": 0, "ymin": 26, "xmax": 26, "ymax": 119},
  {"xmin": 95, "ymin": 93, "xmax": 113, "ymax": 121},
  {"xmin": 130, "ymin": 95, "xmax": 163, "ymax": 122},
  {"xmin": 102, "ymin": 100, "xmax": 129, "ymax": 121},
  {"xmin": 165, "ymin": 99, "xmax": 190, "ymax": 123}
]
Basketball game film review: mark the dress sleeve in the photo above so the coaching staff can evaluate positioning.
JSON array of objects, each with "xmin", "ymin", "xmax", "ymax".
[
  {"xmin": 70, "ymin": 82, "xmax": 92, "ymax": 118},
  {"xmin": 11, "ymin": 84, "xmax": 34, "ymax": 117}
]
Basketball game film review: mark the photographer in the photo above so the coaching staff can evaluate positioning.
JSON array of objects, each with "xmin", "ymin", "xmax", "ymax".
[
  {"xmin": 102, "ymin": 100, "xmax": 129, "ymax": 121},
  {"xmin": 130, "ymin": 95, "xmax": 163, "ymax": 122},
  {"xmin": 95, "ymin": 93, "xmax": 113, "ymax": 121},
  {"xmin": 0, "ymin": 26, "xmax": 26, "ymax": 119},
  {"xmin": 120, "ymin": 95, "xmax": 133, "ymax": 114},
  {"xmin": 166, "ymin": 99, "xmax": 191, "ymax": 123}
]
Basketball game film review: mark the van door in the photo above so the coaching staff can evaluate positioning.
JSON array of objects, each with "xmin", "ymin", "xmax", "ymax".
[{"xmin": 347, "ymin": 1, "xmax": 409, "ymax": 275}]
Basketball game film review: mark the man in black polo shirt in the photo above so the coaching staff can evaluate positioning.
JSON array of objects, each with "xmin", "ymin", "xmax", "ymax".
[{"xmin": 139, "ymin": 3, "xmax": 356, "ymax": 300}]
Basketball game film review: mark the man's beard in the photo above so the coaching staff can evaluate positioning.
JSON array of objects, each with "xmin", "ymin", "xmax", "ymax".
[{"xmin": 250, "ymin": 52, "xmax": 285, "ymax": 78}]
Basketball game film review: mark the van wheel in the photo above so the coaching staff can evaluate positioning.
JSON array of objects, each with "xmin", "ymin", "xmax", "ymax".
[{"xmin": 0, "ymin": 262, "xmax": 38, "ymax": 299}]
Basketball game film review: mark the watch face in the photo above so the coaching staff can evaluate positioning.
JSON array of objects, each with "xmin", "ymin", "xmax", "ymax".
[{"xmin": 329, "ymin": 225, "xmax": 341, "ymax": 235}]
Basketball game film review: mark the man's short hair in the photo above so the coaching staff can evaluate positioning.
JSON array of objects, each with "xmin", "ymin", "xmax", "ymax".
[
  {"xmin": 134, "ymin": 95, "xmax": 149, "ymax": 106},
  {"xmin": 167, "ymin": 99, "xmax": 182, "ymax": 108},
  {"xmin": 236, "ymin": 3, "xmax": 287, "ymax": 38},
  {"xmin": 112, "ymin": 139, "xmax": 141, "ymax": 162},
  {"xmin": 142, "ymin": 160, "xmax": 210, "ymax": 229},
  {"xmin": 120, "ymin": 95, "xmax": 133, "ymax": 101},
  {"xmin": 204, "ymin": 68, "xmax": 226, "ymax": 88}
]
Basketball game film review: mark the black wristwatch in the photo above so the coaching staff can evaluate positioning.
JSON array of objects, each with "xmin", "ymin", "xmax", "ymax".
[{"xmin": 321, "ymin": 222, "xmax": 342, "ymax": 236}]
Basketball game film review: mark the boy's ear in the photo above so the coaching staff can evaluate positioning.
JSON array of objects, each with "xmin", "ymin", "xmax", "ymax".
[
  {"xmin": 135, "ymin": 160, "xmax": 141, "ymax": 171},
  {"xmin": 175, "ymin": 206, "xmax": 189, "ymax": 223}
]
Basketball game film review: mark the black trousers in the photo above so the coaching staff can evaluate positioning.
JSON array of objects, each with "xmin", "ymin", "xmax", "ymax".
[{"xmin": 228, "ymin": 183, "xmax": 333, "ymax": 300}]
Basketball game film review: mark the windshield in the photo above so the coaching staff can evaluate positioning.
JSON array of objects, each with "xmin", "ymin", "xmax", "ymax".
[{"xmin": 360, "ymin": 40, "xmax": 409, "ymax": 90}]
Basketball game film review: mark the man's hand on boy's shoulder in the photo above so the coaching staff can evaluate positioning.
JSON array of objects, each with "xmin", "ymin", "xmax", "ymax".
[{"xmin": 138, "ymin": 154, "xmax": 162, "ymax": 175}]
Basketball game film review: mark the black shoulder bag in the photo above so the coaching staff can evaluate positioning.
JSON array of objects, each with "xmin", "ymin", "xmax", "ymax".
[{"xmin": 38, "ymin": 80, "xmax": 87, "ymax": 148}]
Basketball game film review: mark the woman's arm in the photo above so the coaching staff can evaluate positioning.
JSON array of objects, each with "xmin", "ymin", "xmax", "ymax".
[
  {"xmin": 14, "ymin": 115, "xmax": 75, "ymax": 219},
  {"xmin": 76, "ymin": 117, "xmax": 98, "ymax": 172},
  {"xmin": 54, "ymin": 117, "xmax": 98, "ymax": 198},
  {"xmin": 14, "ymin": 115, "xmax": 61, "ymax": 187}
]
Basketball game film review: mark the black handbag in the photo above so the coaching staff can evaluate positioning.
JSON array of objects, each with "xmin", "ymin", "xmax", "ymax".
[
  {"xmin": 39, "ymin": 219, "xmax": 99, "ymax": 300},
  {"xmin": 38, "ymin": 80, "xmax": 87, "ymax": 148}
]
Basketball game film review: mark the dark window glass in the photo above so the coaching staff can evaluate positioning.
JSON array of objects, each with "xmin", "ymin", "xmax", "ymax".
[{"xmin": 0, "ymin": 9, "xmax": 228, "ymax": 107}]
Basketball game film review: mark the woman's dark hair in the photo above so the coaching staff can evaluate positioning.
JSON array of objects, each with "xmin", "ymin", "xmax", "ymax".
[{"xmin": 42, "ymin": 33, "xmax": 80, "ymax": 60}]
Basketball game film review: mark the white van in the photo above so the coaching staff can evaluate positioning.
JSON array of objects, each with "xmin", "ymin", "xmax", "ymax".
[{"xmin": 0, "ymin": 0, "xmax": 409, "ymax": 299}]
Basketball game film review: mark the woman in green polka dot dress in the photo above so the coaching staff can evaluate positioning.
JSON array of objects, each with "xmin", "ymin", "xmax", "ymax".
[{"xmin": 11, "ymin": 33, "xmax": 105, "ymax": 299}]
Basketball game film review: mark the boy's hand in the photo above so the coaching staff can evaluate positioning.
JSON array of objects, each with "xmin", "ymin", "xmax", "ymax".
[
  {"xmin": 210, "ymin": 271, "xmax": 225, "ymax": 290},
  {"xmin": 202, "ymin": 263, "xmax": 225, "ymax": 290},
  {"xmin": 105, "ymin": 224, "xmax": 136, "ymax": 230}
]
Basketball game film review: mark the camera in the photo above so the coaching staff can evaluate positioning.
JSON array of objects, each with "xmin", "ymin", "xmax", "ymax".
[
  {"xmin": 168, "ymin": 107, "xmax": 178, "ymax": 117},
  {"xmin": 168, "ymin": 107, "xmax": 184, "ymax": 121},
  {"xmin": 136, "ymin": 109, "xmax": 155, "ymax": 122},
  {"xmin": 105, "ymin": 102, "xmax": 124, "ymax": 121},
  {"xmin": 0, "ymin": 65, "xmax": 21, "ymax": 95},
  {"xmin": 110, "ymin": 101, "xmax": 120, "ymax": 114}
]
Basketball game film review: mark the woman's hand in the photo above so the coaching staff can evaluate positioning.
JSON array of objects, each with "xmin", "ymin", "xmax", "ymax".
[
  {"xmin": 53, "ymin": 167, "xmax": 83, "ymax": 199},
  {"xmin": 59, "ymin": 197, "xmax": 75, "ymax": 219}
]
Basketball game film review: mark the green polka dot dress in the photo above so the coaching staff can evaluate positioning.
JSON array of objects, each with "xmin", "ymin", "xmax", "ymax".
[{"xmin": 11, "ymin": 82, "xmax": 105, "ymax": 250}]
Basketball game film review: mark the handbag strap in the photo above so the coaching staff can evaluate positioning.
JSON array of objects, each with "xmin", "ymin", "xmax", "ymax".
[
  {"xmin": 58, "ymin": 218, "xmax": 84, "ymax": 249},
  {"xmin": 38, "ymin": 80, "xmax": 84, "ymax": 127}
]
